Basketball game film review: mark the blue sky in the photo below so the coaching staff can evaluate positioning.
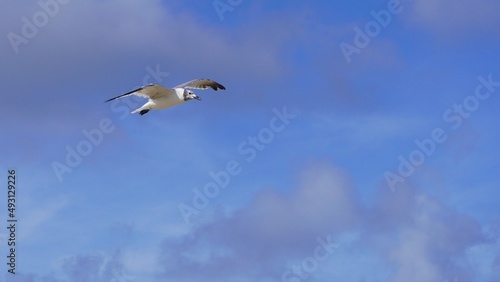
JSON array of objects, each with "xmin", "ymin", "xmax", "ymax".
[{"xmin": 1, "ymin": 0, "xmax": 500, "ymax": 281}]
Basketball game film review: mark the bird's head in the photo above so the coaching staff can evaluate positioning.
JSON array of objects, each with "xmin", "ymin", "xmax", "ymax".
[{"xmin": 184, "ymin": 90, "xmax": 202, "ymax": 101}]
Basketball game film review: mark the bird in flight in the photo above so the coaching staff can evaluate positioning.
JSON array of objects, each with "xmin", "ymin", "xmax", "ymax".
[{"xmin": 105, "ymin": 78, "xmax": 226, "ymax": 115}]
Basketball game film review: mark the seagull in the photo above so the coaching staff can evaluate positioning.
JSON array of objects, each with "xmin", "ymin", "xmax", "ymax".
[{"xmin": 105, "ymin": 78, "xmax": 226, "ymax": 115}]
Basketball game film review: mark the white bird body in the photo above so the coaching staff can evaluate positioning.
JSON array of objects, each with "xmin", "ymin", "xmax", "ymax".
[
  {"xmin": 131, "ymin": 88, "xmax": 185, "ymax": 114},
  {"xmin": 105, "ymin": 79, "xmax": 226, "ymax": 115}
]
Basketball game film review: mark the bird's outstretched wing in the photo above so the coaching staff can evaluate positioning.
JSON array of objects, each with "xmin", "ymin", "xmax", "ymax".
[
  {"xmin": 175, "ymin": 79, "xmax": 226, "ymax": 91},
  {"xmin": 105, "ymin": 84, "xmax": 174, "ymax": 102}
]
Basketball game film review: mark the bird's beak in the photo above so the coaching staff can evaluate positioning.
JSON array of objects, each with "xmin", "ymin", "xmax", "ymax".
[{"xmin": 195, "ymin": 96, "xmax": 202, "ymax": 101}]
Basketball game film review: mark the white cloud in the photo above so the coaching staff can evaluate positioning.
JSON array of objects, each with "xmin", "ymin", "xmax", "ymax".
[
  {"xmin": 159, "ymin": 162, "xmax": 361, "ymax": 280},
  {"xmin": 156, "ymin": 162, "xmax": 494, "ymax": 281},
  {"xmin": 0, "ymin": 0, "xmax": 302, "ymax": 134},
  {"xmin": 406, "ymin": 0, "xmax": 500, "ymax": 37},
  {"xmin": 1, "ymin": 0, "xmax": 293, "ymax": 86},
  {"xmin": 372, "ymin": 185, "xmax": 485, "ymax": 282},
  {"xmin": 2, "ymin": 161, "xmax": 497, "ymax": 281}
]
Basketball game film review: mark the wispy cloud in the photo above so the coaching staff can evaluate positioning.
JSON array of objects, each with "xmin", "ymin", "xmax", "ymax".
[
  {"xmin": 406, "ymin": 0, "xmax": 500, "ymax": 37},
  {"xmin": 158, "ymin": 162, "xmax": 495, "ymax": 281}
]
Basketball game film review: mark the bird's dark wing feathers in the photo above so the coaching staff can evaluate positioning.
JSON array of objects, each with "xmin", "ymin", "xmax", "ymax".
[{"xmin": 175, "ymin": 79, "xmax": 226, "ymax": 91}]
